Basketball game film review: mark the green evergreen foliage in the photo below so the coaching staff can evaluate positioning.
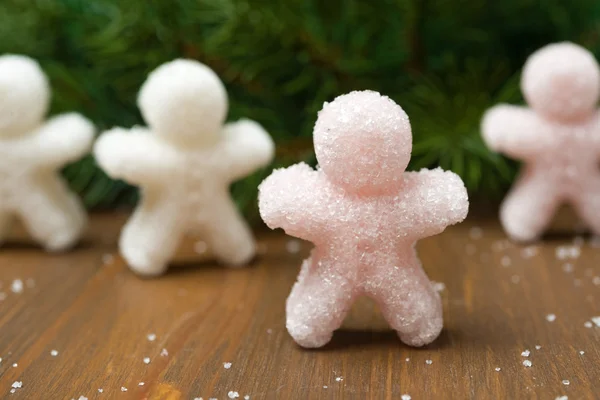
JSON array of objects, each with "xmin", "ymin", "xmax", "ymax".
[{"xmin": 1, "ymin": 0, "xmax": 600, "ymax": 218}]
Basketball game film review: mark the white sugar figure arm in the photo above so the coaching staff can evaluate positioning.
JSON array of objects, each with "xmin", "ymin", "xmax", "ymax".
[
  {"xmin": 30, "ymin": 113, "xmax": 94, "ymax": 167},
  {"xmin": 403, "ymin": 168, "xmax": 469, "ymax": 239},
  {"xmin": 481, "ymin": 105, "xmax": 547, "ymax": 159},
  {"xmin": 94, "ymin": 127, "xmax": 179, "ymax": 186},
  {"xmin": 219, "ymin": 119, "xmax": 275, "ymax": 181},
  {"xmin": 258, "ymin": 162, "xmax": 325, "ymax": 241}
]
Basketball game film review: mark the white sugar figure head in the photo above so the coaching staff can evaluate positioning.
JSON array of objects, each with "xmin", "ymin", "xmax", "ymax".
[
  {"xmin": 313, "ymin": 90, "xmax": 412, "ymax": 194},
  {"xmin": 522, "ymin": 42, "xmax": 600, "ymax": 122},
  {"xmin": 137, "ymin": 59, "xmax": 228, "ymax": 146},
  {"xmin": 0, "ymin": 55, "xmax": 50, "ymax": 137}
]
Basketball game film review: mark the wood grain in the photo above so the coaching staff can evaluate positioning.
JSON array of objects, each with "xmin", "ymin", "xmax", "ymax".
[{"xmin": 0, "ymin": 211, "xmax": 598, "ymax": 399}]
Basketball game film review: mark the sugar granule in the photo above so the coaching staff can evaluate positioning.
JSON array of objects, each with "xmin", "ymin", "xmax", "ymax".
[
  {"xmin": 591, "ymin": 316, "xmax": 600, "ymax": 327},
  {"xmin": 562, "ymin": 380, "xmax": 570, "ymax": 386},
  {"xmin": 495, "ymin": 367, "xmax": 501, "ymax": 372},
  {"xmin": 405, "ymin": 358, "xmax": 410, "ymax": 362},
  {"xmin": 469, "ymin": 226, "xmax": 483, "ymax": 240},
  {"xmin": 266, "ymin": 328, "xmax": 273, "ymax": 334},
  {"xmin": 139, "ymin": 382, "xmax": 145, "ymax": 386},
  {"xmin": 593, "ymin": 276, "xmax": 600, "ymax": 286},
  {"xmin": 147, "ymin": 333, "xmax": 156, "ymax": 341},
  {"xmin": 143, "ymin": 357, "xmax": 150, "ymax": 364},
  {"xmin": 501, "ymin": 256, "xmax": 511, "ymax": 267},
  {"xmin": 521, "ymin": 350, "xmax": 530, "ymax": 357},
  {"xmin": 323, "ymin": 386, "xmax": 328, "ymax": 389},
  {"xmin": 584, "ymin": 321, "xmax": 593, "ymax": 328},
  {"xmin": 244, "ymin": 396, "xmax": 250, "ymax": 400},
  {"xmin": 10, "ymin": 389, "xmax": 15, "ymax": 394},
  {"xmin": 160, "ymin": 348, "xmax": 169, "ymax": 356},
  {"xmin": 11, "ymin": 279, "xmax": 23, "ymax": 293},
  {"xmin": 546, "ymin": 314, "xmax": 556, "ymax": 322},
  {"xmin": 228, "ymin": 391, "xmax": 240, "ymax": 399},
  {"xmin": 562, "ymin": 263, "xmax": 574, "ymax": 273},
  {"xmin": 224, "ymin": 362, "xmax": 232, "ymax": 369},
  {"xmin": 579, "ymin": 351, "xmax": 585, "ymax": 355},
  {"xmin": 12, "ymin": 363, "xmax": 17, "ymax": 367},
  {"xmin": 555, "ymin": 245, "xmax": 581, "ymax": 260},
  {"xmin": 98, "ymin": 389, "xmax": 103, "ymax": 393},
  {"xmin": 50, "ymin": 349, "xmax": 58, "ymax": 356},
  {"xmin": 401, "ymin": 395, "xmax": 412, "ymax": 400},
  {"xmin": 194, "ymin": 241, "xmax": 208, "ymax": 254},
  {"xmin": 426, "ymin": 360, "xmax": 433, "ymax": 365},
  {"xmin": 286, "ymin": 239, "xmax": 301, "ymax": 254},
  {"xmin": 11, "ymin": 381, "xmax": 22, "ymax": 389},
  {"xmin": 523, "ymin": 360, "xmax": 532, "ymax": 367},
  {"xmin": 335, "ymin": 376, "xmax": 343, "ymax": 382},
  {"xmin": 121, "ymin": 387, "xmax": 127, "ymax": 392},
  {"xmin": 193, "ymin": 398, "xmax": 203, "ymax": 400},
  {"xmin": 521, "ymin": 246, "xmax": 538, "ymax": 258},
  {"xmin": 535, "ymin": 345, "xmax": 541, "ymax": 350},
  {"xmin": 555, "ymin": 396, "xmax": 568, "ymax": 400},
  {"xmin": 77, "ymin": 396, "xmax": 87, "ymax": 400}
]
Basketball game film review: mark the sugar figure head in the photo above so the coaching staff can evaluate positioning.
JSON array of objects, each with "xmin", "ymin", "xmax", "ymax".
[
  {"xmin": 138, "ymin": 59, "xmax": 228, "ymax": 147},
  {"xmin": 0, "ymin": 55, "xmax": 50, "ymax": 138},
  {"xmin": 313, "ymin": 90, "xmax": 412, "ymax": 194},
  {"xmin": 521, "ymin": 42, "xmax": 600, "ymax": 122}
]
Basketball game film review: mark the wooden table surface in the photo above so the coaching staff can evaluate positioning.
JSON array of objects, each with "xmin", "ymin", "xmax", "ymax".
[{"xmin": 0, "ymin": 211, "xmax": 598, "ymax": 400}]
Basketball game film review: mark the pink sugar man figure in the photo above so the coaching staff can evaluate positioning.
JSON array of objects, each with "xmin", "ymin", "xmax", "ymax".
[
  {"xmin": 258, "ymin": 90, "xmax": 469, "ymax": 348},
  {"xmin": 482, "ymin": 42, "xmax": 600, "ymax": 242}
]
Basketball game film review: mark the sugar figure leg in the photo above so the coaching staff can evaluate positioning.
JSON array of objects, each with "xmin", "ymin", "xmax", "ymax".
[
  {"xmin": 201, "ymin": 197, "xmax": 255, "ymax": 267},
  {"xmin": 286, "ymin": 254, "xmax": 356, "ymax": 348},
  {"xmin": 16, "ymin": 177, "xmax": 86, "ymax": 251},
  {"xmin": 500, "ymin": 171, "xmax": 560, "ymax": 242},
  {"xmin": 120, "ymin": 192, "xmax": 185, "ymax": 277},
  {"xmin": 572, "ymin": 178, "xmax": 600, "ymax": 235},
  {"xmin": 366, "ymin": 257, "xmax": 442, "ymax": 347}
]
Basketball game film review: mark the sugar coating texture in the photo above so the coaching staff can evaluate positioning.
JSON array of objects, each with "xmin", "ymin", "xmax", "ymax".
[
  {"xmin": 0, "ymin": 55, "xmax": 93, "ymax": 251},
  {"xmin": 94, "ymin": 59, "xmax": 274, "ymax": 277},
  {"xmin": 258, "ymin": 90, "xmax": 469, "ymax": 348},
  {"xmin": 481, "ymin": 42, "xmax": 600, "ymax": 242}
]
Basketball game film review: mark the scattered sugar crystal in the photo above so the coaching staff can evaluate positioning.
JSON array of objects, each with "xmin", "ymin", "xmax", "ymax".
[
  {"xmin": 555, "ymin": 246, "xmax": 580, "ymax": 260},
  {"xmin": 591, "ymin": 316, "xmax": 600, "ymax": 327},
  {"xmin": 102, "ymin": 254, "xmax": 114, "ymax": 264},
  {"xmin": 401, "ymin": 395, "xmax": 412, "ymax": 400},
  {"xmin": 495, "ymin": 367, "xmax": 501, "ymax": 372},
  {"xmin": 266, "ymin": 328, "xmax": 273, "ymax": 334},
  {"xmin": 121, "ymin": 387, "xmax": 127, "ymax": 392},
  {"xmin": 323, "ymin": 386, "xmax": 328, "ymax": 389},
  {"xmin": 12, "ymin": 363, "xmax": 17, "ymax": 367},
  {"xmin": 425, "ymin": 360, "xmax": 433, "ymax": 365},
  {"xmin": 579, "ymin": 351, "xmax": 585, "ymax": 355},
  {"xmin": 11, "ymin": 382, "xmax": 22, "ymax": 389},
  {"xmin": 224, "ymin": 362, "xmax": 232, "ymax": 369},
  {"xmin": 228, "ymin": 391, "xmax": 240, "ymax": 399},
  {"xmin": 286, "ymin": 239, "xmax": 302, "ymax": 254},
  {"xmin": 11, "ymin": 279, "xmax": 23, "ymax": 293},
  {"xmin": 10, "ymin": 389, "xmax": 15, "ymax": 394},
  {"xmin": 194, "ymin": 241, "xmax": 208, "ymax": 254},
  {"xmin": 147, "ymin": 333, "xmax": 157, "ymax": 341},
  {"xmin": 335, "ymin": 376, "xmax": 343, "ymax": 382},
  {"xmin": 469, "ymin": 226, "xmax": 483, "ymax": 240},
  {"xmin": 562, "ymin": 263, "xmax": 574, "ymax": 273},
  {"xmin": 584, "ymin": 321, "xmax": 593, "ymax": 328},
  {"xmin": 77, "ymin": 397, "xmax": 88, "ymax": 400},
  {"xmin": 405, "ymin": 358, "xmax": 410, "ymax": 362},
  {"xmin": 50, "ymin": 349, "xmax": 58, "ymax": 356},
  {"xmin": 523, "ymin": 360, "xmax": 532, "ymax": 367},
  {"xmin": 535, "ymin": 345, "xmax": 541, "ymax": 350},
  {"xmin": 143, "ymin": 357, "xmax": 150, "ymax": 364},
  {"xmin": 501, "ymin": 256, "xmax": 511, "ymax": 267},
  {"xmin": 521, "ymin": 350, "xmax": 530, "ymax": 357},
  {"xmin": 244, "ymin": 396, "xmax": 250, "ymax": 400},
  {"xmin": 160, "ymin": 348, "xmax": 169, "ymax": 356},
  {"xmin": 562, "ymin": 380, "xmax": 570, "ymax": 386},
  {"xmin": 0, "ymin": 292, "xmax": 6, "ymax": 301},
  {"xmin": 139, "ymin": 382, "xmax": 145, "ymax": 386},
  {"xmin": 25, "ymin": 278, "xmax": 35, "ymax": 288},
  {"xmin": 98, "ymin": 389, "xmax": 103, "ymax": 393},
  {"xmin": 593, "ymin": 277, "xmax": 600, "ymax": 286},
  {"xmin": 555, "ymin": 396, "xmax": 568, "ymax": 400},
  {"xmin": 511, "ymin": 275, "xmax": 521, "ymax": 284},
  {"xmin": 193, "ymin": 398, "xmax": 203, "ymax": 400},
  {"xmin": 432, "ymin": 281, "xmax": 446, "ymax": 292},
  {"xmin": 546, "ymin": 314, "xmax": 556, "ymax": 322},
  {"xmin": 465, "ymin": 244, "xmax": 476, "ymax": 255},
  {"xmin": 521, "ymin": 246, "xmax": 539, "ymax": 258}
]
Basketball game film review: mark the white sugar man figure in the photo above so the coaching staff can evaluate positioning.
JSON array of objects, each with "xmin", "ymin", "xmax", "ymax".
[
  {"xmin": 482, "ymin": 42, "xmax": 600, "ymax": 241},
  {"xmin": 0, "ymin": 55, "xmax": 94, "ymax": 251},
  {"xmin": 94, "ymin": 59, "xmax": 274, "ymax": 277}
]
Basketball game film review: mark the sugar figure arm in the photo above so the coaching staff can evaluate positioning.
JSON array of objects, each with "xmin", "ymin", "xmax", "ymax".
[
  {"xmin": 93, "ymin": 127, "xmax": 179, "ymax": 186},
  {"xmin": 219, "ymin": 119, "xmax": 275, "ymax": 182},
  {"xmin": 402, "ymin": 168, "xmax": 469, "ymax": 239},
  {"xmin": 28, "ymin": 113, "xmax": 95, "ymax": 168},
  {"xmin": 258, "ymin": 162, "xmax": 327, "ymax": 242},
  {"xmin": 481, "ymin": 105, "xmax": 548, "ymax": 159}
]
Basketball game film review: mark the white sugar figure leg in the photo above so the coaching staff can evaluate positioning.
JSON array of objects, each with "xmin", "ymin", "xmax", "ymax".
[
  {"xmin": 120, "ymin": 193, "xmax": 185, "ymax": 277},
  {"xmin": 0, "ymin": 212, "xmax": 14, "ymax": 246},
  {"xmin": 500, "ymin": 171, "xmax": 559, "ymax": 242},
  {"xmin": 203, "ymin": 198, "xmax": 255, "ymax": 267},
  {"xmin": 366, "ymin": 259, "xmax": 442, "ymax": 347},
  {"xmin": 573, "ymin": 178, "xmax": 600, "ymax": 235},
  {"xmin": 16, "ymin": 177, "xmax": 86, "ymax": 252},
  {"xmin": 286, "ymin": 256, "xmax": 355, "ymax": 348}
]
